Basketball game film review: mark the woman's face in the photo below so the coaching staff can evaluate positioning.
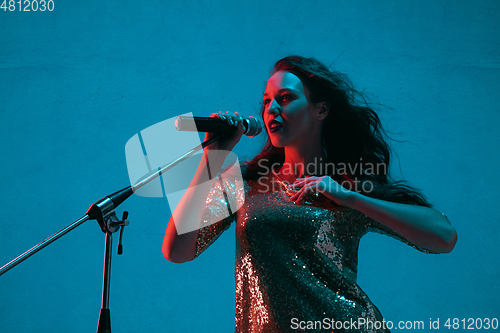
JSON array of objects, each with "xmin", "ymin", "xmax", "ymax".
[{"xmin": 263, "ymin": 71, "xmax": 323, "ymax": 148}]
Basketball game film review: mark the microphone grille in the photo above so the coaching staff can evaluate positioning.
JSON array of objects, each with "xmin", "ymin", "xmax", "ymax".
[{"xmin": 244, "ymin": 116, "xmax": 263, "ymax": 137}]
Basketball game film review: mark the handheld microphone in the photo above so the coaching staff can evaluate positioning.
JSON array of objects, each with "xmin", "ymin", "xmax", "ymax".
[{"xmin": 175, "ymin": 116, "xmax": 263, "ymax": 137}]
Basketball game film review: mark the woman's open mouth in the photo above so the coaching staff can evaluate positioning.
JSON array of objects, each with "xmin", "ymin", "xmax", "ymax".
[{"xmin": 268, "ymin": 120, "xmax": 283, "ymax": 133}]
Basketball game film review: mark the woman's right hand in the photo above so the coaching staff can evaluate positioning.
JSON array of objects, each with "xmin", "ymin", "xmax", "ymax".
[{"xmin": 205, "ymin": 111, "xmax": 246, "ymax": 152}]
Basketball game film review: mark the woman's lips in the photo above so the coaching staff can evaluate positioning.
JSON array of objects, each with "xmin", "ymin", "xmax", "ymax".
[{"xmin": 268, "ymin": 120, "xmax": 283, "ymax": 133}]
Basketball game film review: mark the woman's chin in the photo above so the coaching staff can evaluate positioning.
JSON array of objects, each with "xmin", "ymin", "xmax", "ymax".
[
  {"xmin": 270, "ymin": 137, "xmax": 286, "ymax": 148},
  {"xmin": 269, "ymin": 129, "xmax": 287, "ymax": 146}
]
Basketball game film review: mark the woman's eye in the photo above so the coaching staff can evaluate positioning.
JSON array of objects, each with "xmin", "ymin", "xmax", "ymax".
[
  {"xmin": 263, "ymin": 98, "xmax": 271, "ymax": 105},
  {"xmin": 281, "ymin": 94, "xmax": 291, "ymax": 101}
]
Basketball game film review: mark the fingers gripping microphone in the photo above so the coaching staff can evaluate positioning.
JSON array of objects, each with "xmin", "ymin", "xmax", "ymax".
[{"xmin": 175, "ymin": 116, "xmax": 263, "ymax": 137}]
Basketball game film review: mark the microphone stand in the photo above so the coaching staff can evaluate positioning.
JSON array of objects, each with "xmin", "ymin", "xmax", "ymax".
[{"xmin": 0, "ymin": 133, "xmax": 224, "ymax": 333}]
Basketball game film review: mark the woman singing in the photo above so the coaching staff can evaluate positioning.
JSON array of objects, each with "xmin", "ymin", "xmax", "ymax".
[{"xmin": 163, "ymin": 55, "xmax": 457, "ymax": 332}]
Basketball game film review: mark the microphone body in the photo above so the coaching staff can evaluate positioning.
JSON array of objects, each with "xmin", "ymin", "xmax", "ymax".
[{"xmin": 175, "ymin": 116, "xmax": 263, "ymax": 137}]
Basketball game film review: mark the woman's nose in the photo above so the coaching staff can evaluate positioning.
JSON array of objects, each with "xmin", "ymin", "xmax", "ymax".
[{"xmin": 267, "ymin": 99, "xmax": 281, "ymax": 116}]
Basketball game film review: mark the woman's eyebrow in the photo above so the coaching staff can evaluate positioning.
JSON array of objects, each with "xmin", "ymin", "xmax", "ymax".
[{"xmin": 263, "ymin": 88, "xmax": 299, "ymax": 97}]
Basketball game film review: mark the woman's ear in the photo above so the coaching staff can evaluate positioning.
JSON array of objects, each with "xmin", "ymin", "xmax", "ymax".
[{"xmin": 316, "ymin": 101, "xmax": 330, "ymax": 121}]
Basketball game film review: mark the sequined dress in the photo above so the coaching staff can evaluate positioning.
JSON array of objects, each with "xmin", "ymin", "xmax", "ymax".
[{"xmin": 194, "ymin": 169, "xmax": 432, "ymax": 332}]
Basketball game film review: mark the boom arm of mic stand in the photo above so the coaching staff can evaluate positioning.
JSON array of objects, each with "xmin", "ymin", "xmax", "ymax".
[
  {"xmin": 0, "ymin": 133, "xmax": 224, "ymax": 275},
  {"xmin": 0, "ymin": 215, "xmax": 91, "ymax": 276}
]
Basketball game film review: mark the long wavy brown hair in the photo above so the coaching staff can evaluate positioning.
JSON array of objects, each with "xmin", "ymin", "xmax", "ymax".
[{"xmin": 244, "ymin": 55, "xmax": 432, "ymax": 207}]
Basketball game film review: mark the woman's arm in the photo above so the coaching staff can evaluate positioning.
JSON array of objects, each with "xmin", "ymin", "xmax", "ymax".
[
  {"xmin": 162, "ymin": 112, "xmax": 245, "ymax": 263},
  {"xmin": 344, "ymin": 193, "xmax": 457, "ymax": 253},
  {"xmin": 290, "ymin": 176, "xmax": 457, "ymax": 254},
  {"xmin": 162, "ymin": 151, "xmax": 220, "ymax": 263}
]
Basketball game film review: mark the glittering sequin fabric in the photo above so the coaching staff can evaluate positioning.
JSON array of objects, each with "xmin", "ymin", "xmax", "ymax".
[{"xmin": 194, "ymin": 170, "xmax": 431, "ymax": 332}]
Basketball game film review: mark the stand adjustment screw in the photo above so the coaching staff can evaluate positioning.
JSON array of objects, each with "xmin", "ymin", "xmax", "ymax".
[{"xmin": 117, "ymin": 211, "xmax": 128, "ymax": 255}]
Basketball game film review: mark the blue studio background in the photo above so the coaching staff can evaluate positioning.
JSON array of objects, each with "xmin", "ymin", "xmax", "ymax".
[{"xmin": 1, "ymin": 1, "xmax": 499, "ymax": 332}]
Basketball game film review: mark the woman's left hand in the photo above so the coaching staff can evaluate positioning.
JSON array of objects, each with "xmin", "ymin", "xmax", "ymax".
[{"xmin": 289, "ymin": 176, "xmax": 354, "ymax": 207}]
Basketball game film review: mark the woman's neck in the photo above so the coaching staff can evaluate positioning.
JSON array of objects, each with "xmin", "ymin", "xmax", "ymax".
[{"xmin": 278, "ymin": 141, "xmax": 327, "ymax": 184}]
